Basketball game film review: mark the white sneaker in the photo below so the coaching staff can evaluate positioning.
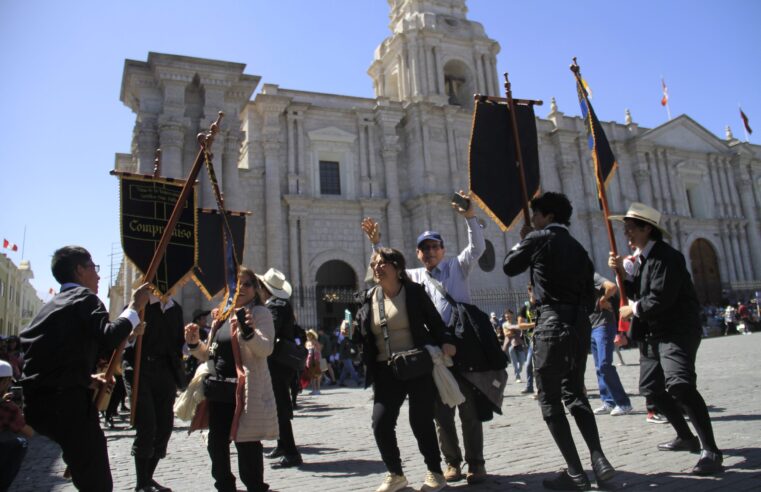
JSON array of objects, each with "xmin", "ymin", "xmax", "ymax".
[
  {"xmin": 593, "ymin": 404, "xmax": 613, "ymax": 415},
  {"xmin": 376, "ymin": 473, "xmax": 408, "ymax": 492},
  {"xmin": 610, "ymin": 405, "xmax": 633, "ymax": 416},
  {"xmin": 420, "ymin": 471, "xmax": 446, "ymax": 492}
]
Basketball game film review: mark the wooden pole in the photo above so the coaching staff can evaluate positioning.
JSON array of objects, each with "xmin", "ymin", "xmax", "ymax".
[
  {"xmin": 94, "ymin": 113, "xmax": 224, "ymax": 424},
  {"xmin": 570, "ymin": 58, "xmax": 630, "ymax": 342},
  {"xmin": 503, "ymin": 72, "xmax": 532, "ymax": 227}
]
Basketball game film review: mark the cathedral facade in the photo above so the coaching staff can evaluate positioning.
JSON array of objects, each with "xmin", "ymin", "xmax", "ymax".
[{"xmin": 111, "ymin": 0, "xmax": 761, "ymax": 324}]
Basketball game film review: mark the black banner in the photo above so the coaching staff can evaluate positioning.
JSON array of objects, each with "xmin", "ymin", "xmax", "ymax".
[
  {"xmin": 118, "ymin": 175, "xmax": 197, "ymax": 298},
  {"xmin": 469, "ymin": 100, "xmax": 540, "ymax": 232},
  {"xmin": 192, "ymin": 210, "xmax": 246, "ymax": 300}
]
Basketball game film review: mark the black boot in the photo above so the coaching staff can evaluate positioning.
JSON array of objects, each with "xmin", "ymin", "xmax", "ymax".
[{"xmin": 147, "ymin": 455, "xmax": 172, "ymax": 491}]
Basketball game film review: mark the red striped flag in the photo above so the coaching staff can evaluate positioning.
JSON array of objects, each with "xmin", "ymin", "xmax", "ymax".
[
  {"xmin": 740, "ymin": 108, "xmax": 753, "ymax": 135},
  {"xmin": 660, "ymin": 79, "xmax": 669, "ymax": 106},
  {"xmin": 3, "ymin": 239, "xmax": 18, "ymax": 252}
]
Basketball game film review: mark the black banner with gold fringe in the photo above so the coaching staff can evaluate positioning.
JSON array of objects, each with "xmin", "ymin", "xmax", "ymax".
[{"xmin": 117, "ymin": 173, "xmax": 198, "ymax": 299}]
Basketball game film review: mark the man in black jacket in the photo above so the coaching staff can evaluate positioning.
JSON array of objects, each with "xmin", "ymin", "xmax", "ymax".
[
  {"xmin": 123, "ymin": 294, "xmax": 185, "ymax": 492},
  {"xmin": 20, "ymin": 246, "xmax": 149, "ymax": 491},
  {"xmin": 609, "ymin": 202, "xmax": 722, "ymax": 475},
  {"xmin": 503, "ymin": 192, "xmax": 614, "ymax": 490}
]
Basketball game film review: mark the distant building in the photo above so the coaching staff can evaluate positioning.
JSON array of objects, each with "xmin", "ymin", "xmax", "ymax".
[
  {"xmin": 0, "ymin": 255, "xmax": 43, "ymax": 336},
  {"xmin": 110, "ymin": 0, "xmax": 761, "ymax": 325}
]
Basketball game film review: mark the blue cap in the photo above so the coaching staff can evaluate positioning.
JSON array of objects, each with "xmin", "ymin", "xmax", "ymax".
[{"xmin": 416, "ymin": 231, "xmax": 444, "ymax": 248}]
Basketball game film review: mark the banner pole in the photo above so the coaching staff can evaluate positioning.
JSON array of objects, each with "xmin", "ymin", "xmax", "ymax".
[
  {"xmin": 94, "ymin": 113, "xmax": 224, "ymax": 425},
  {"xmin": 570, "ymin": 58, "xmax": 630, "ymax": 345},
  {"xmin": 503, "ymin": 72, "xmax": 532, "ymax": 227}
]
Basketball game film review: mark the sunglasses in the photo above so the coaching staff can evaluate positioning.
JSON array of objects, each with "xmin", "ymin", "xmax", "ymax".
[
  {"xmin": 418, "ymin": 243, "xmax": 442, "ymax": 252},
  {"xmin": 84, "ymin": 262, "xmax": 100, "ymax": 273},
  {"xmin": 239, "ymin": 281, "xmax": 255, "ymax": 289}
]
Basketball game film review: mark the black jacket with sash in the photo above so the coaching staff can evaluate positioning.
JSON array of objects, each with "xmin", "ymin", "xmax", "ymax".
[
  {"xmin": 353, "ymin": 280, "xmax": 454, "ymax": 388},
  {"xmin": 624, "ymin": 240, "xmax": 701, "ymax": 342}
]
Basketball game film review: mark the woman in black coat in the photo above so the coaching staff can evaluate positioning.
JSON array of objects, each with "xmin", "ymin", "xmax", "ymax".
[{"xmin": 353, "ymin": 247, "xmax": 456, "ymax": 492}]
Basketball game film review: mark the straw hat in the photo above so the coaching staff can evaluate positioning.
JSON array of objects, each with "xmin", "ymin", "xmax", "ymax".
[
  {"xmin": 609, "ymin": 202, "xmax": 671, "ymax": 239},
  {"xmin": 256, "ymin": 268, "xmax": 293, "ymax": 299}
]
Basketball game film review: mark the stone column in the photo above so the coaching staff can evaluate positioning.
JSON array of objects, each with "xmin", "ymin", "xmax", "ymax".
[
  {"xmin": 737, "ymin": 164, "xmax": 761, "ymax": 278},
  {"xmin": 408, "ymin": 39, "xmax": 422, "ymax": 97},
  {"xmin": 158, "ymin": 122, "xmax": 185, "ymax": 180},
  {"xmin": 357, "ymin": 118, "xmax": 369, "ymax": 196},
  {"xmin": 719, "ymin": 224, "xmax": 738, "ymax": 283},
  {"xmin": 288, "ymin": 212, "xmax": 301, "ymax": 286},
  {"xmin": 473, "ymin": 51, "xmax": 486, "ymax": 94},
  {"xmin": 633, "ymin": 152, "xmax": 654, "ymax": 205},
  {"xmin": 287, "ymin": 112, "xmax": 297, "ymax": 194},
  {"xmin": 296, "ymin": 116, "xmax": 305, "ymax": 194},
  {"xmin": 708, "ymin": 156, "xmax": 725, "ymax": 217},
  {"xmin": 136, "ymin": 117, "xmax": 159, "ymax": 175},
  {"xmin": 367, "ymin": 125, "xmax": 378, "ymax": 197},
  {"xmin": 222, "ymin": 129, "xmax": 244, "ymax": 211},
  {"xmin": 444, "ymin": 108, "xmax": 459, "ymax": 190},
  {"xmin": 725, "ymin": 159, "xmax": 742, "ymax": 218},
  {"xmin": 398, "ymin": 53, "xmax": 408, "ymax": 101},
  {"xmin": 718, "ymin": 159, "xmax": 734, "ymax": 218},
  {"xmin": 729, "ymin": 224, "xmax": 745, "ymax": 282},
  {"xmin": 263, "ymin": 141, "xmax": 283, "ymax": 269}
]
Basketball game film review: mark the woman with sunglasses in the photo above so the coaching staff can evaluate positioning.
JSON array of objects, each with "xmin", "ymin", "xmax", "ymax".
[
  {"xmin": 185, "ymin": 267, "xmax": 278, "ymax": 492},
  {"xmin": 354, "ymin": 247, "xmax": 456, "ymax": 492}
]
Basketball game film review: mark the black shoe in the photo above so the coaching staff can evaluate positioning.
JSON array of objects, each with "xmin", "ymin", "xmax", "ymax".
[
  {"xmin": 135, "ymin": 486, "xmax": 161, "ymax": 492},
  {"xmin": 266, "ymin": 447, "xmax": 284, "ymax": 459},
  {"xmin": 148, "ymin": 480, "xmax": 172, "ymax": 492},
  {"xmin": 542, "ymin": 469, "xmax": 591, "ymax": 490},
  {"xmin": 591, "ymin": 456, "xmax": 615, "ymax": 483},
  {"xmin": 271, "ymin": 454, "xmax": 303, "ymax": 469},
  {"xmin": 692, "ymin": 450, "xmax": 723, "ymax": 476},
  {"xmin": 657, "ymin": 436, "xmax": 700, "ymax": 453}
]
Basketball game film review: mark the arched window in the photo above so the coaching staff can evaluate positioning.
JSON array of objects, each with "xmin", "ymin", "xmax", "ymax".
[{"xmin": 443, "ymin": 59, "xmax": 474, "ymax": 109}]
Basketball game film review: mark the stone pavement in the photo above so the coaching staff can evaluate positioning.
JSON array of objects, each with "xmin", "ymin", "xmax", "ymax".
[{"xmin": 10, "ymin": 333, "xmax": 761, "ymax": 491}]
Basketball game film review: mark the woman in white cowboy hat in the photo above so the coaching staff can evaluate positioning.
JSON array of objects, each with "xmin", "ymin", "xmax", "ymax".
[
  {"xmin": 608, "ymin": 202, "xmax": 723, "ymax": 476},
  {"xmin": 256, "ymin": 268, "xmax": 304, "ymax": 470}
]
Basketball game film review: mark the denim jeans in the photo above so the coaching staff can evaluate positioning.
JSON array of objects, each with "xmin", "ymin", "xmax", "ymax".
[
  {"xmin": 590, "ymin": 323, "xmax": 631, "ymax": 408},
  {"xmin": 524, "ymin": 342, "xmax": 534, "ymax": 392},
  {"xmin": 508, "ymin": 345, "xmax": 527, "ymax": 380},
  {"xmin": 338, "ymin": 358, "xmax": 361, "ymax": 385}
]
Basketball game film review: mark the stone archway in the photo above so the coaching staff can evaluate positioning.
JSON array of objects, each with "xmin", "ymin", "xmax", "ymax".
[
  {"xmin": 315, "ymin": 260, "xmax": 358, "ymax": 334},
  {"xmin": 689, "ymin": 238, "xmax": 721, "ymax": 305}
]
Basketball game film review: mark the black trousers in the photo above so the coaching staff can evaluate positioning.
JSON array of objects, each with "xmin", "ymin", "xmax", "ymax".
[
  {"xmin": 24, "ymin": 388, "xmax": 113, "ymax": 491},
  {"xmin": 207, "ymin": 400, "xmax": 266, "ymax": 492},
  {"xmin": 124, "ymin": 360, "xmax": 177, "ymax": 459},
  {"xmin": 105, "ymin": 374, "xmax": 126, "ymax": 420},
  {"xmin": 639, "ymin": 333, "xmax": 719, "ymax": 452},
  {"xmin": 534, "ymin": 306, "xmax": 593, "ymax": 419},
  {"xmin": 371, "ymin": 362, "xmax": 442, "ymax": 475},
  {"xmin": 270, "ymin": 365, "xmax": 298, "ymax": 455}
]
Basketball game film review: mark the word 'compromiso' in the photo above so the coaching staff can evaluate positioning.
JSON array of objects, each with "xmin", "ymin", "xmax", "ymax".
[{"xmin": 129, "ymin": 220, "xmax": 193, "ymax": 240}]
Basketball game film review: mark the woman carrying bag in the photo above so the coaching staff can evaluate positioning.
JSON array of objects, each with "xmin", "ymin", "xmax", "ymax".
[
  {"xmin": 184, "ymin": 267, "xmax": 278, "ymax": 492},
  {"xmin": 354, "ymin": 247, "xmax": 457, "ymax": 492}
]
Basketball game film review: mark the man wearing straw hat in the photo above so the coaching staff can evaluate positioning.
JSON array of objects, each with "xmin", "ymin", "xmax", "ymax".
[
  {"xmin": 257, "ymin": 268, "xmax": 304, "ymax": 470},
  {"xmin": 608, "ymin": 202, "xmax": 723, "ymax": 476}
]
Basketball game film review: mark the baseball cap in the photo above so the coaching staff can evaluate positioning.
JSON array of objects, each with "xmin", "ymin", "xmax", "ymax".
[
  {"xmin": 416, "ymin": 231, "xmax": 444, "ymax": 248},
  {"xmin": 0, "ymin": 360, "xmax": 12, "ymax": 378}
]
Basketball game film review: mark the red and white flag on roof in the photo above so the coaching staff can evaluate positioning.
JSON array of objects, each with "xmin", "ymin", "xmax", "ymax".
[
  {"xmin": 740, "ymin": 108, "xmax": 752, "ymax": 135},
  {"xmin": 3, "ymin": 239, "xmax": 18, "ymax": 252},
  {"xmin": 660, "ymin": 79, "xmax": 669, "ymax": 106}
]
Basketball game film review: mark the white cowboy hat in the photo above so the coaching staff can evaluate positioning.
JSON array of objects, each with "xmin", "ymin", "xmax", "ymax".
[
  {"xmin": 609, "ymin": 202, "xmax": 671, "ymax": 239},
  {"xmin": 256, "ymin": 268, "xmax": 293, "ymax": 299}
]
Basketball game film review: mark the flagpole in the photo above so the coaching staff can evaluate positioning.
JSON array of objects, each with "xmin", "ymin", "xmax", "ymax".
[
  {"xmin": 94, "ymin": 113, "xmax": 224, "ymax": 425},
  {"xmin": 571, "ymin": 58, "xmax": 630, "ymax": 345},
  {"xmin": 21, "ymin": 226, "xmax": 26, "ymax": 260},
  {"xmin": 503, "ymin": 72, "xmax": 532, "ymax": 227},
  {"xmin": 666, "ymin": 100, "xmax": 672, "ymax": 121}
]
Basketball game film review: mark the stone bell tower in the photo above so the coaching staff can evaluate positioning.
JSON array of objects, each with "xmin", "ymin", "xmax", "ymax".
[{"xmin": 368, "ymin": 0, "xmax": 501, "ymax": 108}]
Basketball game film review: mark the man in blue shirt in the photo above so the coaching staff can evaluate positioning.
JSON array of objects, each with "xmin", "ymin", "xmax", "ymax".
[{"xmin": 362, "ymin": 190, "xmax": 487, "ymax": 485}]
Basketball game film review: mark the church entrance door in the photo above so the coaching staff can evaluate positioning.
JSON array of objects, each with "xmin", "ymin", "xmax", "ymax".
[
  {"xmin": 315, "ymin": 260, "xmax": 358, "ymax": 336},
  {"xmin": 689, "ymin": 238, "xmax": 721, "ymax": 305}
]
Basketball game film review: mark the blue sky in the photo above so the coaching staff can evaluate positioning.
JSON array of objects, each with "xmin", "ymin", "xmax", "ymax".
[{"xmin": 1, "ymin": 0, "xmax": 759, "ymax": 306}]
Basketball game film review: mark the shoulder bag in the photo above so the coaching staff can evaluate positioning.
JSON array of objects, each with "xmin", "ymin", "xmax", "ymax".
[{"xmin": 376, "ymin": 287, "xmax": 433, "ymax": 380}]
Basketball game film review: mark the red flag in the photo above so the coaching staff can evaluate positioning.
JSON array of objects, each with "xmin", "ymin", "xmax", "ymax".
[
  {"xmin": 740, "ymin": 108, "xmax": 753, "ymax": 135},
  {"xmin": 48, "ymin": 288, "xmax": 56, "ymax": 295},
  {"xmin": 3, "ymin": 239, "xmax": 18, "ymax": 252},
  {"xmin": 660, "ymin": 79, "xmax": 669, "ymax": 106}
]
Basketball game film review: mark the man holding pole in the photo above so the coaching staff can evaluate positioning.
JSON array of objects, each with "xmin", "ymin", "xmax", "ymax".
[
  {"xmin": 20, "ymin": 246, "xmax": 150, "ymax": 491},
  {"xmin": 608, "ymin": 203, "xmax": 723, "ymax": 475},
  {"xmin": 123, "ymin": 294, "xmax": 185, "ymax": 492},
  {"xmin": 503, "ymin": 192, "xmax": 615, "ymax": 490}
]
